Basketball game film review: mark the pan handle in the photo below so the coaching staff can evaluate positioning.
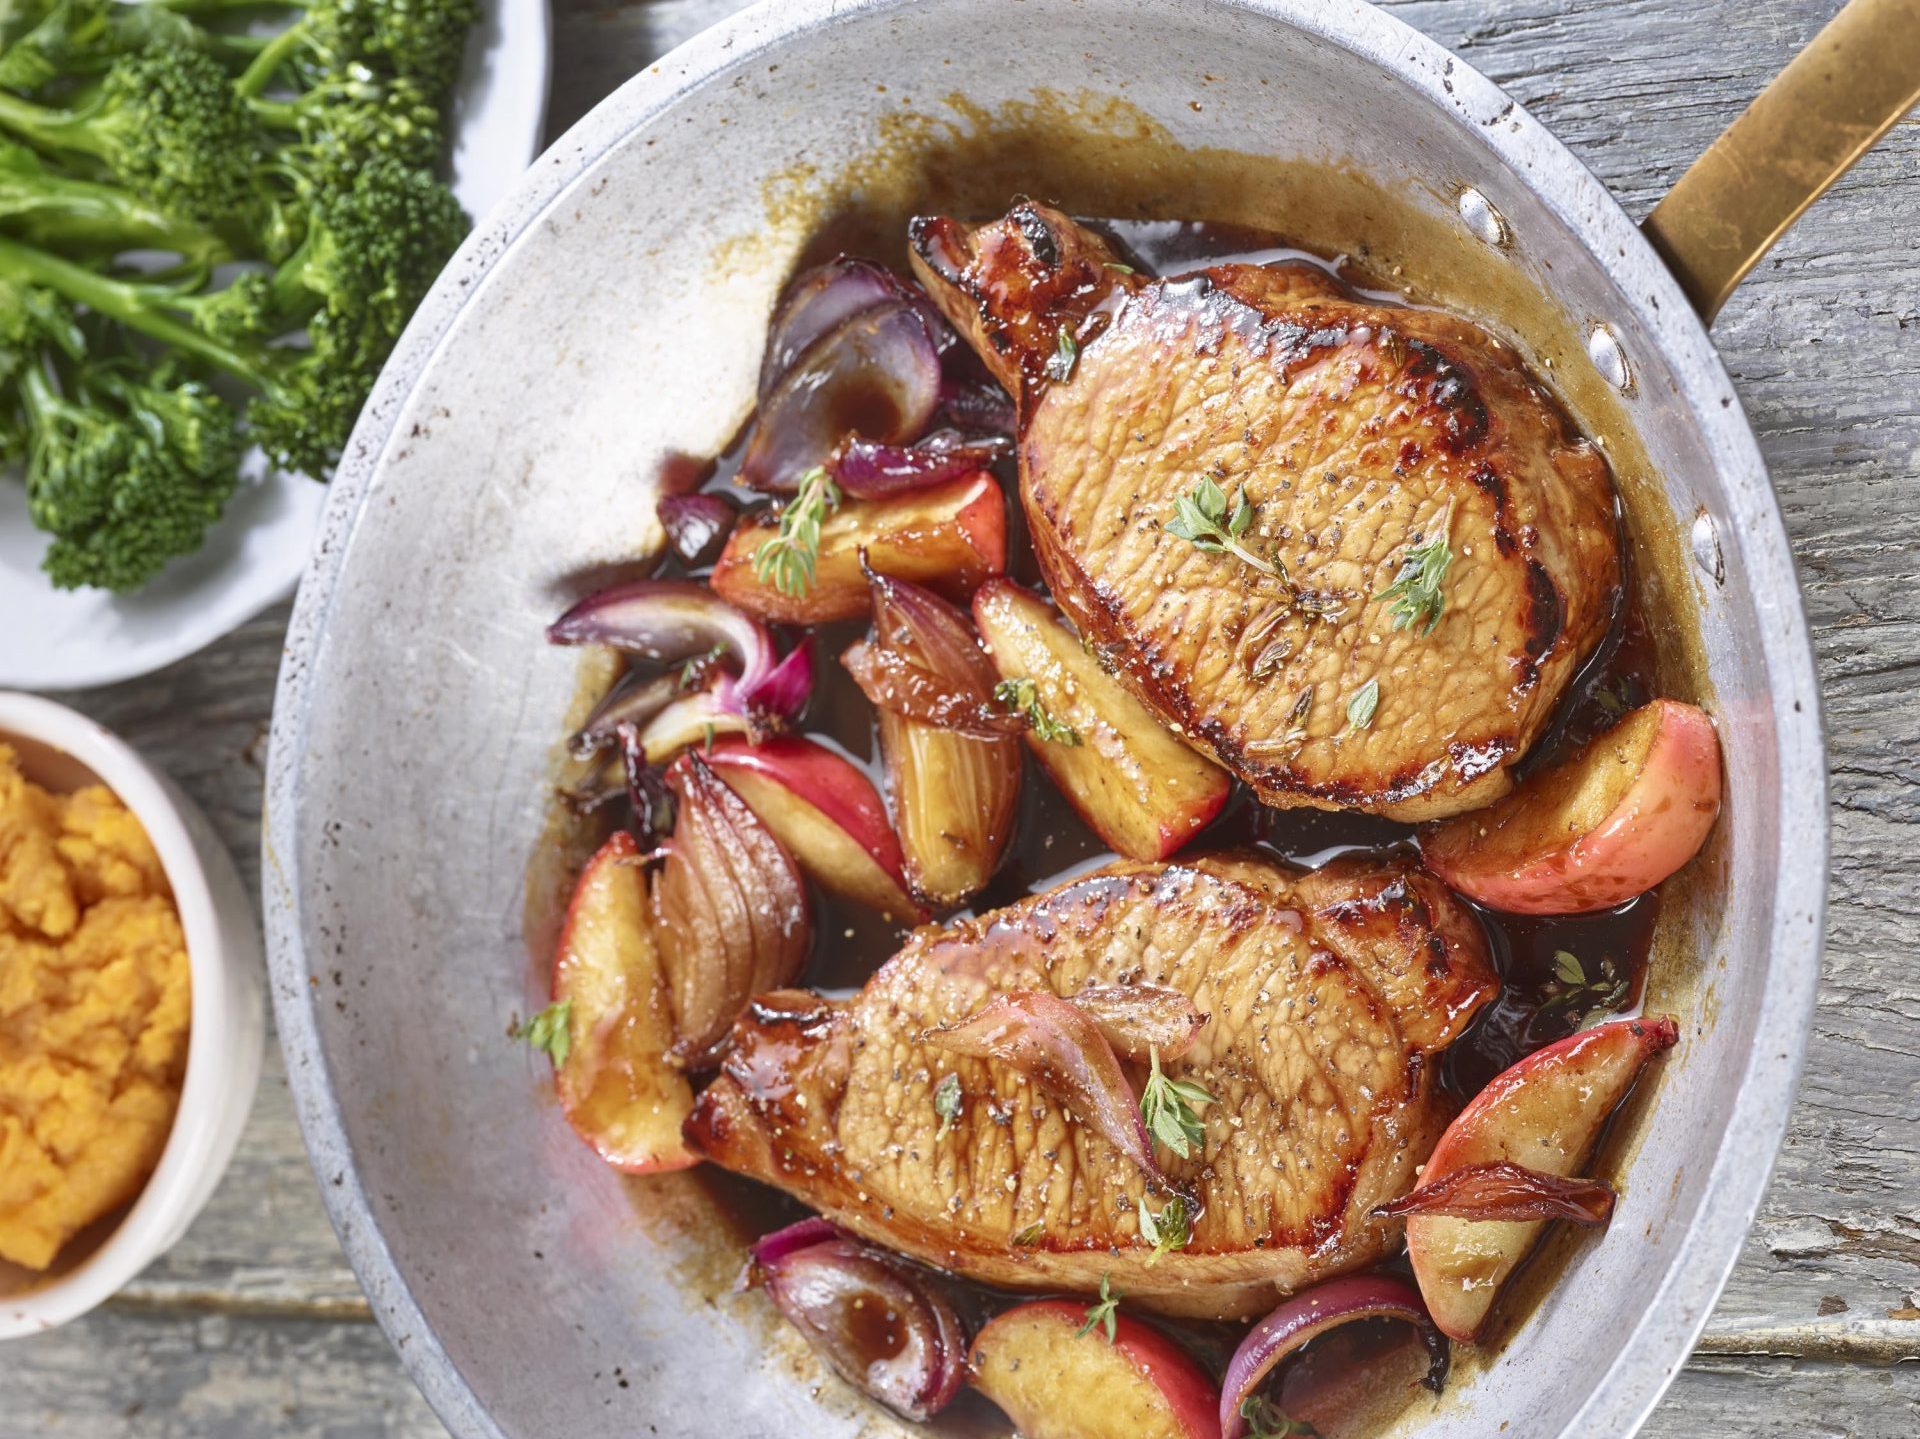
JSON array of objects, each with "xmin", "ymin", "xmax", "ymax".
[{"xmin": 1642, "ymin": 0, "xmax": 1920, "ymax": 323}]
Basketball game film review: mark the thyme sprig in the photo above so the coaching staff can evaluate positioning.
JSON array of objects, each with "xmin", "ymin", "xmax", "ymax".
[
  {"xmin": 1139, "ymin": 1045, "xmax": 1216, "ymax": 1160},
  {"xmin": 1137, "ymin": 1193, "xmax": 1194, "ymax": 1265},
  {"xmin": 1165, "ymin": 477, "xmax": 1287, "ymax": 582},
  {"xmin": 752, "ymin": 465, "xmax": 840, "ymax": 598},
  {"xmin": 933, "ymin": 1071, "xmax": 963, "ymax": 1138},
  {"xmin": 1077, "ymin": 1274, "xmax": 1122, "ymax": 1343},
  {"xmin": 1374, "ymin": 499, "xmax": 1456, "ymax": 634}
]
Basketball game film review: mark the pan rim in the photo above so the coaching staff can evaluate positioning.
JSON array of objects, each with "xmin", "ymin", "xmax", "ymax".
[{"xmin": 262, "ymin": 2, "xmax": 1828, "ymax": 1436}]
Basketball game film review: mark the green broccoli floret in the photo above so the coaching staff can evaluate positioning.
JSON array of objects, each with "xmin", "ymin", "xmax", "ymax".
[
  {"xmin": 0, "ymin": 0, "xmax": 250, "ymax": 92},
  {"xmin": 261, "ymin": 152, "xmax": 465, "ymax": 338},
  {"xmin": 0, "ymin": 42, "xmax": 261, "ymax": 220},
  {"xmin": 226, "ymin": 0, "xmax": 478, "ymax": 101},
  {"xmin": 20, "ymin": 365, "xmax": 241, "ymax": 593}
]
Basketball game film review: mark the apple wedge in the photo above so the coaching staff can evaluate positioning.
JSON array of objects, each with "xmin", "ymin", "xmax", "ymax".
[
  {"xmin": 1420, "ymin": 699, "xmax": 1722, "ymax": 914},
  {"xmin": 701, "ymin": 735, "xmax": 925, "ymax": 921},
  {"xmin": 970, "ymin": 1299, "xmax": 1222, "ymax": 1439},
  {"xmin": 1404, "ymin": 1015, "xmax": 1679, "ymax": 1341},
  {"xmin": 711, "ymin": 472, "xmax": 1007, "ymax": 624},
  {"xmin": 551, "ymin": 831, "xmax": 696, "ymax": 1173},
  {"xmin": 972, "ymin": 580, "xmax": 1231, "ymax": 859}
]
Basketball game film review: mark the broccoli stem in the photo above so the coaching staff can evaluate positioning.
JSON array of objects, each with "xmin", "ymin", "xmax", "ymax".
[
  {"xmin": 236, "ymin": 24, "xmax": 309, "ymax": 98},
  {"xmin": 0, "ymin": 235, "xmax": 272, "ymax": 385},
  {"xmin": 0, "ymin": 169, "xmax": 230, "ymax": 267},
  {"xmin": 0, "ymin": 90, "xmax": 113, "ymax": 166}
]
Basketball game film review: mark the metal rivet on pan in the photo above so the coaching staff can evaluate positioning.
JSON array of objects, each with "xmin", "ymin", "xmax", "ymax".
[
  {"xmin": 1587, "ymin": 323, "xmax": 1634, "ymax": 394},
  {"xmin": 1456, "ymin": 186, "xmax": 1511, "ymax": 248},
  {"xmin": 1691, "ymin": 507, "xmax": 1725, "ymax": 587}
]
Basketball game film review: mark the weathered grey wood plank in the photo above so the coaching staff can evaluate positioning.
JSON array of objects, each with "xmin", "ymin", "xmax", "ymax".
[
  {"xmin": 3, "ymin": 0, "xmax": 1917, "ymax": 1432},
  {"xmin": 3, "ymin": 1311, "xmax": 1918, "ymax": 1439}
]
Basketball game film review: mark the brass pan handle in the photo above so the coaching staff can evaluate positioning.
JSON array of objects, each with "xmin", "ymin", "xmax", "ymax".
[{"xmin": 1643, "ymin": 0, "xmax": 1920, "ymax": 323}]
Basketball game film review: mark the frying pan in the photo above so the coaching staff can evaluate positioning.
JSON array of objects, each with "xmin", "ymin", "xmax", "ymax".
[{"xmin": 264, "ymin": 1, "xmax": 1917, "ymax": 1435}]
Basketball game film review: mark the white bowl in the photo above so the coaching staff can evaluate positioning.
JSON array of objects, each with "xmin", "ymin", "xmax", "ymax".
[
  {"xmin": 0, "ymin": 692, "xmax": 264, "ymax": 1338},
  {"xmin": 0, "ymin": 0, "xmax": 555, "ymax": 692}
]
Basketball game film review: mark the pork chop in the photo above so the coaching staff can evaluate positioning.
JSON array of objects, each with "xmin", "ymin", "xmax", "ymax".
[
  {"xmin": 908, "ymin": 202, "xmax": 1622, "ymax": 821},
  {"xmin": 685, "ymin": 853, "xmax": 1497, "ymax": 1319}
]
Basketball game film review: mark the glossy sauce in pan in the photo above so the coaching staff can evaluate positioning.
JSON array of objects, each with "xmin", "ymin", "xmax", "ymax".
[{"xmin": 548, "ymin": 216, "xmax": 1662, "ymax": 1431}]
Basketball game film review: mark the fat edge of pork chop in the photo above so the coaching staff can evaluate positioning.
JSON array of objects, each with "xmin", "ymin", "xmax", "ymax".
[
  {"xmin": 909, "ymin": 201, "xmax": 1622, "ymax": 822},
  {"xmin": 685, "ymin": 854, "xmax": 1497, "ymax": 1319}
]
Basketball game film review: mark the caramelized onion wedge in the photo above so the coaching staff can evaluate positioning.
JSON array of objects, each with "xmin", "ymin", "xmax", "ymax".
[
  {"xmin": 760, "ymin": 257, "xmax": 936, "ymax": 395},
  {"xmin": 828, "ymin": 429, "xmax": 1013, "ymax": 499},
  {"xmin": 1070, "ymin": 982, "xmax": 1207, "ymax": 1064},
  {"xmin": 657, "ymin": 491, "xmax": 738, "ymax": 566},
  {"xmin": 857, "ymin": 575, "xmax": 1019, "ymax": 906},
  {"xmin": 741, "ymin": 301, "xmax": 943, "ymax": 492},
  {"xmin": 1220, "ymin": 1275, "xmax": 1445, "ymax": 1439},
  {"xmin": 842, "ymin": 639, "xmax": 1022, "ymax": 737},
  {"xmin": 922, "ymin": 990, "xmax": 1164, "ymax": 1190},
  {"xmin": 654, "ymin": 754, "xmax": 812, "ymax": 1068},
  {"xmin": 748, "ymin": 1229, "xmax": 967, "ymax": 1422},
  {"xmin": 1373, "ymin": 1161, "xmax": 1616, "ymax": 1226},
  {"xmin": 570, "ymin": 669, "xmax": 682, "ymax": 756},
  {"xmin": 746, "ymin": 1216, "xmax": 842, "ymax": 1275}
]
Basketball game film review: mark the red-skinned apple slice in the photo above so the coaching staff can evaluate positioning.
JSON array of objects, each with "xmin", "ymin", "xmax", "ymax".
[
  {"xmin": 1420, "ymin": 699, "xmax": 1722, "ymax": 914},
  {"xmin": 701, "ymin": 734, "xmax": 926, "ymax": 922},
  {"xmin": 972, "ymin": 579, "xmax": 1231, "ymax": 859},
  {"xmin": 711, "ymin": 472, "xmax": 1007, "ymax": 624},
  {"xmin": 551, "ymin": 830, "xmax": 696, "ymax": 1173},
  {"xmin": 1404, "ymin": 1015, "xmax": 1679, "ymax": 1341},
  {"xmin": 969, "ymin": 1299, "xmax": 1222, "ymax": 1439}
]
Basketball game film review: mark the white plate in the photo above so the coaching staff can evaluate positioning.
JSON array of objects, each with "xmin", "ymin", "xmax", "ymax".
[{"xmin": 0, "ymin": 0, "xmax": 553, "ymax": 691}]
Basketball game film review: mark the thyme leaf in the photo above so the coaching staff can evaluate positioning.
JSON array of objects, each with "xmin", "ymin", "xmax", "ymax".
[
  {"xmin": 1344, "ymin": 678, "xmax": 1380, "ymax": 734},
  {"xmin": 1137, "ymin": 1193, "xmax": 1194, "ymax": 1265},
  {"xmin": 1374, "ymin": 499, "xmax": 1456, "ymax": 634},
  {"xmin": 994, "ymin": 676, "xmax": 1081, "ymax": 746},
  {"xmin": 512, "ymin": 999, "xmax": 573, "ymax": 1067},
  {"xmin": 933, "ymin": 1071, "xmax": 963, "ymax": 1138},
  {"xmin": 1046, "ymin": 324, "xmax": 1080, "ymax": 382}
]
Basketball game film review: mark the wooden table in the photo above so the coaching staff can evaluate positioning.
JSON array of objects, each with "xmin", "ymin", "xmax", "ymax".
[{"xmin": 5, "ymin": 0, "xmax": 1917, "ymax": 1432}]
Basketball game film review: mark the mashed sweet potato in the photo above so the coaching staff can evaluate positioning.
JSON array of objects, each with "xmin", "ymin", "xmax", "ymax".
[{"xmin": 0, "ymin": 744, "xmax": 190, "ymax": 1271}]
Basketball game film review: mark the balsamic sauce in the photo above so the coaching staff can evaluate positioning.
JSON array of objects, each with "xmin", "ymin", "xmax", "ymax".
[{"xmin": 598, "ymin": 217, "xmax": 1662, "ymax": 1425}]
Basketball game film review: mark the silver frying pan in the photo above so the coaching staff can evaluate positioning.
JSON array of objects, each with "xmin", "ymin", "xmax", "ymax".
[{"xmin": 265, "ymin": 1, "xmax": 1917, "ymax": 1434}]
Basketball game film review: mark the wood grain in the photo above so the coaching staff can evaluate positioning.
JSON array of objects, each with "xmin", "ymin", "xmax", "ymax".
[{"xmin": 4, "ymin": 0, "xmax": 1917, "ymax": 1433}]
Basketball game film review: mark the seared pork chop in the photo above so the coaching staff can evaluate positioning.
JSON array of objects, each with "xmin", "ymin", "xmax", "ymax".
[
  {"xmin": 685, "ymin": 854, "xmax": 1496, "ymax": 1319},
  {"xmin": 909, "ymin": 203, "xmax": 1621, "ymax": 821}
]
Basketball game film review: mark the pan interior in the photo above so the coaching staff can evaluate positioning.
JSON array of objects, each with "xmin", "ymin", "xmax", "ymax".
[{"xmin": 270, "ymin": 3, "xmax": 1819, "ymax": 1437}]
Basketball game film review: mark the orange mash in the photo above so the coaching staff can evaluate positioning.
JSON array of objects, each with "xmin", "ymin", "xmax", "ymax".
[{"xmin": 0, "ymin": 744, "xmax": 190, "ymax": 1271}]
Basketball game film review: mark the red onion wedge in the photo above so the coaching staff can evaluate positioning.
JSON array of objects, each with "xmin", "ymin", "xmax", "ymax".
[
  {"xmin": 1070, "ymin": 982, "xmax": 1208, "ymax": 1064},
  {"xmin": 1371, "ymin": 1161, "xmax": 1616, "ymax": 1227},
  {"xmin": 921, "ymin": 989, "xmax": 1165, "ymax": 1191},
  {"xmin": 760, "ymin": 257, "xmax": 938, "ymax": 395},
  {"xmin": 746, "ymin": 1216, "xmax": 842, "ymax": 1275},
  {"xmin": 937, "ymin": 373, "xmax": 1017, "ymax": 434},
  {"xmin": 827, "ymin": 429, "xmax": 1013, "ymax": 499},
  {"xmin": 548, "ymin": 580, "xmax": 775, "ymax": 677},
  {"xmin": 653, "ymin": 753, "xmax": 813, "ymax": 1068},
  {"xmin": 740, "ymin": 301, "xmax": 943, "ymax": 493},
  {"xmin": 1220, "ymin": 1275, "xmax": 1447, "ymax": 1439},
  {"xmin": 616, "ymin": 727, "xmax": 676, "ymax": 849},
  {"xmin": 558, "ymin": 747, "xmax": 626, "ymax": 814},
  {"xmin": 657, "ymin": 491, "xmax": 738, "ymax": 567},
  {"xmin": 746, "ymin": 1226, "xmax": 967, "ymax": 1422},
  {"xmin": 569, "ymin": 669, "xmax": 683, "ymax": 757}
]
